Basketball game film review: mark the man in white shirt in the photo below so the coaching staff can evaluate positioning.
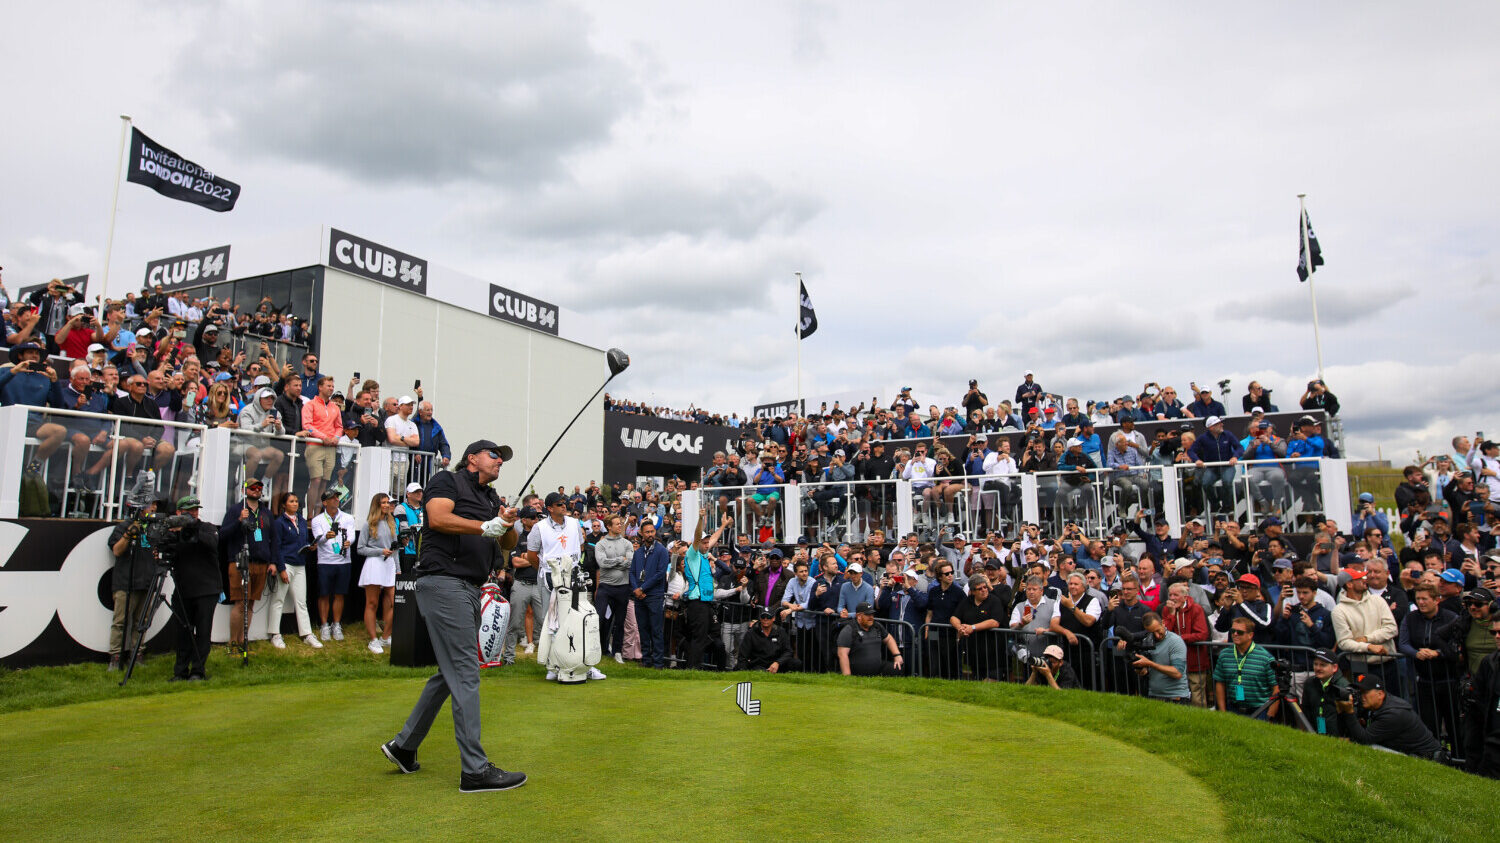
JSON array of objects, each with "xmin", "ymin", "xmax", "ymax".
[
  {"xmin": 981, "ymin": 438, "xmax": 1020, "ymax": 525},
  {"xmin": 310, "ymin": 490, "xmax": 357, "ymax": 641},
  {"xmin": 902, "ymin": 442, "xmax": 938, "ymax": 523},
  {"xmin": 385, "ymin": 396, "xmax": 421, "ymax": 448}
]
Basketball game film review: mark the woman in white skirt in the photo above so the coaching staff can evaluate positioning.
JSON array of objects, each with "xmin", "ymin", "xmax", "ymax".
[{"xmin": 357, "ymin": 492, "xmax": 398, "ymax": 654}]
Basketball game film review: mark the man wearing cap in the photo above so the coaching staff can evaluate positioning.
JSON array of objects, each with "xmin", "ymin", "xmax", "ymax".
[
  {"xmin": 1274, "ymin": 575, "xmax": 1335, "ymax": 699},
  {"xmin": 385, "ymin": 395, "xmax": 421, "ymax": 448},
  {"xmin": 1025, "ymin": 644, "xmax": 1081, "ymax": 689},
  {"xmin": 529, "ymin": 490, "xmax": 605, "ymax": 681},
  {"xmin": 1460, "ymin": 587, "xmax": 1497, "ymax": 676},
  {"xmin": 1332, "ymin": 565, "xmax": 1401, "ymax": 694},
  {"xmin": 1189, "ymin": 417, "xmax": 1242, "ymax": 515},
  {"xmin": 837, "ymin": 560, "xmax": 875, "ymax": 619},
  {"xmin": 1336, "ymin": 673, "xmax": 1444, "ymax": 760},
  {"xmin": 165, "ymin": 495, "xmax": 221, "ymax": 681},
  {"xmin": 1214, "ymin": 572, "xmax": 1275, "ymax": 644},
  {"xmin": 837, "ymin": 602, "xmax": 904, "ymax": 676},
  {"xmin": 738, "ymin": 609, "xmax": 802, "ymax": 673},
  {"xmin": 1186, "ymin": 387, "xmax": 1226, "ymax": 420},
  {"xmin": 393, "ymin": 482, "xmax": 425, "ymax": 572},
  {"xmin": 106, "ymin": 499, "xmax": 163, "ymax": 670},
  {"xmin": 310, "ymin": 489, "xmax": 356, "ymax": 640},
  {"xmin": 1399, "ymin": 581, "xmax": 1464, "ymax": 749},
  {"xmin": 1437, "ymin": 568, "xmax": 1468, "ymax": 616},
  {"xmin": 1014, "ymin": 371, "xmax": 1043, "ymax": 420},
  {"xmin": 711, "ymin": 545, "xmax": 754, "ymax": 670},
  {"xmin": 1240, "ymin": 419, "xmax": 1289, "ymax": 514},
  {"xmin": 237, "ymin": 387, "xmax": 287, "ymax": 491},
  {"xmin": 221, "ymin": 477, "xmax": 279, "ymax": 653},
  {"xmin": 1300, "ymin": 649, "xmax": 1354, "ymax": 736},
  {"xmin": 385, "ymin": 439, "xmax": 527, "ymax": 793},
  {"xmin": 502, "ymin": 504, "xmax": 547, "ymax": 662},
  {"xmin": 1104, "ymin": 429, "xmax": 1150, "ymax": 514}
]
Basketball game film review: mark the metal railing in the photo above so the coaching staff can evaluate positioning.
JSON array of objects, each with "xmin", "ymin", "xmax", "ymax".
[
  {"xmin": 1182, "ymin": 457, "xmax": 1325, "ymax": 529},
  {"xmin": 12, "ymin": 405, "xmax": 208, "ymax": 520},
  {"xmin": 223, "ymin": 428, "xmax": 303, "ymax": 506},
  {"xmin": 387, "ymin": 447, "xmax": 441, "ymax": 497}
]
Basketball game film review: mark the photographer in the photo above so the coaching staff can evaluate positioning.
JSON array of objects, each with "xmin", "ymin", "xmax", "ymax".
[
  {"xmin": 1132, "ymin": 612, "xmax": 1190, "ymax": 703},
  {"xmin": 106, "ymin": 500, "xmax": 165, "ymax": 671},
  {"xmin": 1336, "ymin": 674, "xmax": 1445, "ymax": 761},
  {"xmin": 220, "ymin": 478, "xmax": 279, "ymax": 653},
  {"xmin": 1302, "ymin": 649, "xmax": 1354, "ymax": 736},
  {"xmin": 24, "ymin": 278, "xmax": 82, "ymax": 350},
  {"xmin": 1300, "ymin": 379, "xmax": 1340, "ymax": 418},
  {"xmin": 1241, "ymin": 381, "xmax": 1276, "ymax": 414},
  {"xmin": 167, "ymin": 496, "xmax": 223, "ymax": 682},
  {"xmin": 1026, "ymin": 644, "xmax": 1081, "ymax": 689},
  {"xmin": 310, "ymin": 489, "xmax": 356, "ymax": 641}
]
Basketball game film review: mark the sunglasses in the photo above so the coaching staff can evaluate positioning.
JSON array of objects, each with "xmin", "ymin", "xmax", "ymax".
[
  {"xmin": 1230, "ymin": 629, "xmax": 1252, "ymax": 636},
  {"xmin": 485, "ymin": 449, "xmax": 502, "ymax": 460}
]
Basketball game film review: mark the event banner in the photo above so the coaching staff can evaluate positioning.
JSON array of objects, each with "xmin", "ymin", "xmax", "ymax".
[
  {"xmin": 328, "ymin": 228, "xmax": 427, "ymax": 295},
  {"xmin": 143, "ymin": 245, "xmax": 230, "ymax": 289},
  {"xmin": 125, "ymin": 128, "xmax": 241, "ymax": 212},
  {"xmin": 753, "ymin": 399, "xmax": 804, "ymax": 420},
  {"xmin": 487, "ymin": 283, "xmax": 559, "ymax": 336}
]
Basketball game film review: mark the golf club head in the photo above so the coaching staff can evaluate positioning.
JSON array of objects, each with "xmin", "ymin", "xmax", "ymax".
[{"xmin": 607, "ymin": 348, "xmax": 630, "ymax": 376}]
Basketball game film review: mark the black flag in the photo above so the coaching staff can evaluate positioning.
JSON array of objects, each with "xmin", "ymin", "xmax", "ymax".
[
  {"xmin": 1297, "ymin": 208, "xmax": 1324, "ymax": 282},
  {"xmin": 125, "ymin": 128, "xmax": 241, "ymax": 212},
  {"xmin": 797, "ymin": 280, "xmax": 818, "ymax": 339}
]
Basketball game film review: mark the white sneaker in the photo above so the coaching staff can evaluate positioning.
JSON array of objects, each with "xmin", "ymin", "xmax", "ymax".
[
  {"xmin": 588, "ymin": 667, "xmax": 607, "ymax": 681},
  {"xmin": 381, "ymin": 637, "xmax": 391, "ymax": 648},
  {"xmin": 613, "ymin": 652, "xmax": 624, "ymax": 665},
  {"xmin": 523, "ymin": 642, "xmax": 535, "ymax": 654},
  {"xmin": 367, "ymin": 639, "xmax": 384, "ymax": 654},
  {"xmin": 332, "ymin": 626, "xmax": 345, "ymax": 641},
  {"xmin": 270, "ymin": 634, "xmax": 285, "ymax": 649},
  {"xmin": 303, "ymin": 634, "xmax": 323, "ymax": 649},
  {"xmin": 319, "ymin": 624, "xmax": 331, "ymax": 641},
  {"xmin": 545, "ymin": 670, "xmax": 557, "ymax": 681}
]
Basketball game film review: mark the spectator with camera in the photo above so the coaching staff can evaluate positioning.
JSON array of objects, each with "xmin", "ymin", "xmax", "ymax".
[
  {"xmin": 1300, "ymin": 378, "xmax": 1340, "ymax": 417},
  {"xmin": 1336, "ymin": 673, "xmax": 1444, "ymax": 761},
  {"xmin": 1463, "ymin": 604, "xmax": 1500, "ymax": 777},
  {"xmin": 713, "ymin": 550, "xmax": 754, "ymax": 670},
  {"xmin": 1130, "ymin": 612, "xmax": 1189, "ymax": 703},
  {"xmin": 238, "ymin": 388, "xmax": 287, "ymax": 491},
  {"xmin": 1025, "ymin": 643, "xmax": 1082, "ymax": 689},
  {"xmin": 1274, "ymin": 576, "xmax": 1335, "ymax": 696},
  {"xmin": 1300, "ymin": 649, "xmax": 1354, "ymax": 736},
  {"xmin": 105, "ymin": 499, "xmax": 165, "ymax": 671},
  {"xmin": 1214, "ymin": 573, "xmax": 1275, "ymax": 643},
  {"xmin": 1189, "ymin": 416, "xmax": 1241, "ymax": 515},
  {"xmin": 311, "ymin": 489, "xmax": 356, "ymax": 641},
  {"xmin": 1161, "ymin": 582, "xmax": 1212, "ymax": 704}
]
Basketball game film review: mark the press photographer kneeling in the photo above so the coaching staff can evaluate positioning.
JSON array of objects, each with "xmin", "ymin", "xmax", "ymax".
[
  {"xmin": 1025, "ymin": 644, "xmax": 1081, "ymax": 689},
  {"xmin": 1335, "ymin": 672, "xmax": 1447, "ymax": 762}
]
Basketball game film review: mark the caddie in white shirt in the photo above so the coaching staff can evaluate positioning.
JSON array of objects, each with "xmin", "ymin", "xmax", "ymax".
[{"xmin": 529, "ymin": 491, "xmax": 605, "ymax": 682}]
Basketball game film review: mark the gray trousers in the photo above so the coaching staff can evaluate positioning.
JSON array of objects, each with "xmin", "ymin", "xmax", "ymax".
[
  {"xmin": 721, "ymin": 622, "xmax": 748, "ymax": 670},
  {"xmin": 394, "ymin": 575, "xmax": 488, "ymax": 775},
  {"xmin": 502, "ymin": 578, "xmax": 549, "ymax": 662}
]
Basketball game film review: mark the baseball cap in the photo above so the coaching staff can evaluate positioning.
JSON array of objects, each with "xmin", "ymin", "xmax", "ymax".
[
  {"xmin": 544, "ymin": 491, "xmax": 568, "ymax": 508},
  {"xmin": 135, "ymin": 327, "xmax": 153, "ymax": 337},
  {"xmin": 176, "ymin": 495, "xmax": 201, "ymax": 510},
  {"xmin": 320, "ymin": 489, "xmax": 341, "ymax": 501},
  {"xmin": 518, "ymin": 506, "xmax": 542, "ymax": 519},
  {"xmin": 1066, "ymin": 438, "xmax": 1082, "ymax": 448},
  {"xmin": 252, "ymin": 375, "xmax": 272, "ymax": 386},
  {"xmin": 797, "ymin": 536, "xmax": 810, "ymax": 545},
  {"xmin": 1272, "ymin": 558, "xmax": 1294, "ymax": 570},
  {"xmin": 461, "ymin": 439, "xmax": 514, "ymax": 462},
  {"xmin": 1463, "ymin": 587, "xmax": 1495, "ymax": 605},
  {"xmin": 847, "ymin": 562, "xmax": 864, "ymax": 574},
  {"xmin": 1249, "ymin": 406, "xmax": 1265, "ymax": 416},
  {"xmin": 757, "ymin": 608, "xmax": 775, "ymax": 620},
  {"xmin": 202, "ymin": 323, "xmax": 219, "ymax": 333},
  {"xmin": 1205, "ymin": 415, "xmax": 1222, "ymax": 427},
  {"xmin": 87, "ymin": 343, "xmax": 105, "ymax": 353},
  {"xmin": 1358, "ymin": 492, "xmax": 1375, "ymax": 503},
  {"xmin": 951, "ymin": 533, "xmax": 967, "ymax": 542},
  {"xmin": 1044, "ymin": 406, "xmax": 1056, "ymax": 414},
  {"xmin": 255, "ymin": 388, "xmax": 275, "ymax": 400},
  {"xmin": 1440, "ymin": 569, "xmax": 1466, "ymax": 585},
  {"xmin": 1042, "ymin": 644, "xmax": 1065, "ymax": 660},
  {"xmin": 1352, "ymin": 673, "xmax": 1384, "ymax": 693},
  {"xmin": 983, "ymin": 560, "xmax": 1001, "ymax": 570},
  {"xmin": 1345, "ymin": 568, "xmax": 1367, "ymax": 581},
  {"xmin": 1260, "ymin": 516, "xmax": 1283, "ymax": 529},
  {"xmin": 1172, "ymin": 559, "xmax": 1195, "ymax": 572},
  {"xmin": 405, "ymin": 482, "xmax": 423, "ymax": 494},
  {"xmin": 834, "ymin": 448, "xmax": 846, "ymax": 457},
  {"xmin": 1028, "ymin": 407, "xmax": 1040, "ymax": 416},
  {"xmin": 854, "ymin": 601, "xmax": 875, "ymax": 615},
  {"xmin": 1023, "ymin": 369, "xmax": 1034, "ymax": 376},
  {"xmin": 767, "ymin": 548, "xmax": 784, "ymax": 559},
  {"xmin": 244, "ymin": 477, "xmax": 264, "ymax": 489},
  {"xmin": 399, "ymin": 395, "xmax": 416, "ymax": 406},
  {"xmin": 68, "ymin": 303, "xmax": 89, "ymax": 317},
  {"xmin": 1237, "ymin": 573, "xmax": 1261, "ymax": 588},
  {"xmin": 1312, "ymin": 649, "xmax": 1338, "ymax": 665}
]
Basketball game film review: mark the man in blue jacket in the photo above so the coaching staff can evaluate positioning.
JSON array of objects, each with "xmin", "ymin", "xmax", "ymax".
[
  {"xmin": 1190, "ymin": 416, "xmax": 1242, "ymax": 514},
  {"xmin": 630, "ymin": 520, "xmax": 670, "ymax": 668},
  {"xmin": 415, "ymin": 401, "xmax": 452, "ymax": 468},
  {"xmin": 220, "ymin": 477, "xmax": 281, "ymax": 653}
]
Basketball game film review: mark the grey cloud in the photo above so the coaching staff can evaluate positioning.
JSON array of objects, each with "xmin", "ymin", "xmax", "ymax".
[
  {"xmin": 974, "ymin": 297, "xmax": 1202, "ymax": 362},
  {"xmin": 1213, "ymin": 284, "xmax": 1413, "ymax": 326},
  {"xmin": 176, "ymin": 2, "xmax": 640, "ymax": 187},
  {"xmin": 494, "ymin": 173, "xmax": 822, "ymax": 242},
  {"xmin": 558, "ymin": 237, "xmax": 812, "ymax": 314}
]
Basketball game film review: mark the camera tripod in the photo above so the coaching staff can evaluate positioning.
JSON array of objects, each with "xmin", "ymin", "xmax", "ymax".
[
  {"xmin": 1250, "ymin": 674, "xmax": 1317, "ymax": 732},
  {"xmin": 120, "ymin": 556, "xmax": 197, "ymax": 687},
  {"xmin": 233, "ymin": 536, "xmax": 251, "ymax": 667}
]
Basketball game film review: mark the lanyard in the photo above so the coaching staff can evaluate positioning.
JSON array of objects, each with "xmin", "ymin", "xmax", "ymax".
[{"xmin": 1233, "ymin": 643, "xmax": 1256, "ymax": 682}]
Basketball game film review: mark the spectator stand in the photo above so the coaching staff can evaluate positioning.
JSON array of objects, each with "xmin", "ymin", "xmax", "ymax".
[{"xmin": 386, "ymin": 446, "xmax": 441, "ymax": 499}]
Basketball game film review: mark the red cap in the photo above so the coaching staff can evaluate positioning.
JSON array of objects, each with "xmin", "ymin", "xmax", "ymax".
[
  {"xmin": 1236, "ymin": 573, "xmax": 1261, "ymax": 587},
  {"xmin": 1346, "ymin": 569, "xmax": 1367, "ymax": 581},
  {"xmin": 1028, "ymin": 407, "xmax": 1040, "ymax": 415}
]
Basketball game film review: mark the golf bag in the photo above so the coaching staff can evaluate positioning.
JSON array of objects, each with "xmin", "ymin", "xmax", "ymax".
[
  {"xmin": 477, "ymin": 583, "xmax": 511, "ymax": 668},
  {"xmin": 536, "ymin": 559, "xmax": 600, "ymax": 684}
]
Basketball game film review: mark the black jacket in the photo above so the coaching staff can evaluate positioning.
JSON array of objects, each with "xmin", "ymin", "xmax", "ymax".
[
  {"xmin": 738, "ymin": 623, "xmax": 795, "ymax": 670},
  {"xmin": 1301, "ymin": 672, "xmax": 1353, "ymax": 737},
  {"xmin": 1398, "ymin": 608, "xmax": 1464, "ymax": 684},
  {"xmin": 1464, "ymin": 651, "xmax": 1500, "ymax": 776},
  {"xmin": 1340, "ymin": 694, "xmax": 1442, "ymax": 758},
  {"xmin": 171, "ymin": 520, "xmax": 223, "ymax": 600}
]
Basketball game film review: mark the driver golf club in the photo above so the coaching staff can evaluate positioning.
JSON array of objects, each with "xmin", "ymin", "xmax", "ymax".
[{"xmin": 512, "ymin": 348, "xmax": 630, "ymax": 501}]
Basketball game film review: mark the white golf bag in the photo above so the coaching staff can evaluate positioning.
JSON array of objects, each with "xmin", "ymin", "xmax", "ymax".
[
  {"xmin": 477, "ymin": 583, "xmax": 512, "ymax": 668},
  {"xmin": 536, "ymin": 558, "xmax": 600, "ymax": 684}
]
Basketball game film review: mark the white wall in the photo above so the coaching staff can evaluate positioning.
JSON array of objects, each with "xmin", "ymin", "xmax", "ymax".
[{"xmin": 318, "ymin": 268, "xmax": 604, "ymax": 499}]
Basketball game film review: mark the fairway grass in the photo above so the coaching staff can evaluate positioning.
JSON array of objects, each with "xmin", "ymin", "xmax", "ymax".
[{"xmin": 1, "ymin": 676, "xmax": 1218, "ymax": 841}]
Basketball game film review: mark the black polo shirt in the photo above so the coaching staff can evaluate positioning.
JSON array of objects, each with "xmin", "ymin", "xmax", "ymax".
[
  {"xmin": 953, "ymin": 593, "xmax": 1005, "ymax": 626},
  {"xmin": 416, "ymin": 468, "xmax": 501, "ymax": 586},
  {"xmin": 928, "ymin": 582, "xmax": 967, "ymax": 629}
]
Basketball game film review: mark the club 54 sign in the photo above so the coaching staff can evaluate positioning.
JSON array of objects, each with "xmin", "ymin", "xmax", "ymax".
[
  {"xmin": 328, "ymin": 228, "xmax": 427, "ymax": 294},
  {"xmin": 144, "ymin": 245, "xmax": 230, "ymax": 288},
  {"xmin": 488, "ymin": 283, "xmax": 559, "ymax": 336}
]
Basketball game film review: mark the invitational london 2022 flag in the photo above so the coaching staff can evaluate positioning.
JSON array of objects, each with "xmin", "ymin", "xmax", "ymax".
[
  {"xmin": 125, "ymin": 128, "xmax": 241, "ymax": 212},
  {"xmin": 1297, "ymin": 208, "xmax": 1324, "ymax": 282},
  {"xmin": 798, "ymin": 279, "xmax": 818, "ymax": 339}
]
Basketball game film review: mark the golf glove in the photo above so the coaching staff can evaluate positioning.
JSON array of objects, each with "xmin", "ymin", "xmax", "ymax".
[{"xmin": 480, "ymin": 517, "xmax": 513, "ymax": 539}]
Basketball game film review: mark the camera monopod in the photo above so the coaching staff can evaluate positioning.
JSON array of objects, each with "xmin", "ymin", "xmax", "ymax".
[{"xmin": 512, "ymin": 348, "xmax": 629, "ymax": 501}]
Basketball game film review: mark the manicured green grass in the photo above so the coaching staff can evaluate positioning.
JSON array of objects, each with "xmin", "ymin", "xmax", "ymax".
[
  {"xmin": 4, "ymin": 641, "xmax": 1499, "ymax": 841},
  {"xmin": 1, "ymin": 674, "xmax": 1216, "ymax": 841}
]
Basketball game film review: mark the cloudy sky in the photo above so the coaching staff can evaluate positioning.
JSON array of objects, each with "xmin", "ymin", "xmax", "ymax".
[{"xmin": 3, "ymin": 1, "xmax": 1497, "ymax": 461}]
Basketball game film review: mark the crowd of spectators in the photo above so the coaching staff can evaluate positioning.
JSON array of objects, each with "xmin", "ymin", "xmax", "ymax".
[{"xmin": 603, "ymin": 394, "xmax": 746, "ymax": 427}]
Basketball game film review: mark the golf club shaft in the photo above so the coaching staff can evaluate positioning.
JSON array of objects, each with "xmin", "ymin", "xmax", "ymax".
[{"xmin": 513, "ymin": 373, "xmax": 618, "ymax": 502}]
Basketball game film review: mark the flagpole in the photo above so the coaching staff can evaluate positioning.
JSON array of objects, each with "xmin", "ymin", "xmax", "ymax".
[
  {"xmin": 794, "ymin": 271, "xmax": 803, "ymax": 416},
  {"xmin": 100, "ymin": 115, "xmax": 132, "ymax": 304},
  {"xmin": 1299, "ymin": 194, "xmax": 1325, "ymax": 381}
]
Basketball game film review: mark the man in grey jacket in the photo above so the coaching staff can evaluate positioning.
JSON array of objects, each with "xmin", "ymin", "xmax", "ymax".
[{"xmin": 592, "ymin": 514, "xmax": 634, "ymax": 664}]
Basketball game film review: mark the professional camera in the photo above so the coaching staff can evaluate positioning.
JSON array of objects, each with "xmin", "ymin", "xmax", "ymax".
[
  {"xmin": 1117, "ymin": 628, "xmax": 1156, "ymax": 657},
  {"xmin": 1028, "ymin": 655, "xmax": 1050, "ymax": 669},
  {"xmin": 393, "ymin": 524, "xmax": 419, "ymax": 553},
  {"xmin": 128, "ymin": 511, "xmax": 199, "ymax": 564},
  {"xmin": 1327, "ymin": 683, "xmax": 1354, "ymax": 704},
  {"xmin": 1270, "ymin": 658, "xmax": 1294, "ymax": 686}
]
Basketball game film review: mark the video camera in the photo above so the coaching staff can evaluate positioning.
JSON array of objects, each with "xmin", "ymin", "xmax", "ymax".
[
  {"xmin": 393, "ymin": 524, "xmax": 419, "ymax": 553},
  {"xmin": 127, "ymin": 511, "xmax": 199, "ymax": 565},
  {"xmin": 1117, "ymin": 628, "xmax": 1156, "ymax": 657}
]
